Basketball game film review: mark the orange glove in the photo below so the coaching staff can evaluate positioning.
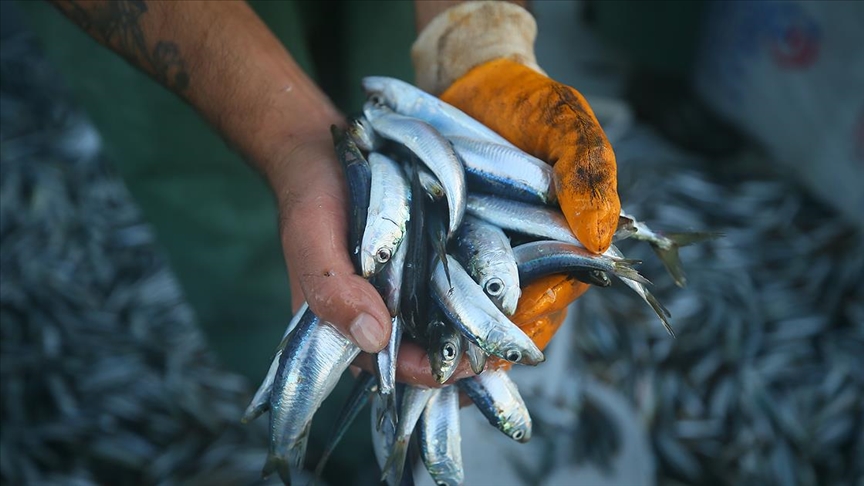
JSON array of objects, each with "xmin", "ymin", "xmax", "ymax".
[{"xmin": 412, "ymin": 1, "xmax": 617, "ymax": 362}]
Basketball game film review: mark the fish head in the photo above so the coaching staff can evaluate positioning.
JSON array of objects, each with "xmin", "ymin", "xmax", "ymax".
[
  {"xmin": 430, "ymin": 337, "xmax": 463, "ymax": 384},
  {"xmin": 502, "ymin": 414, "xmax": 533, "ymax": 443},
  {"xmin": 483, "ymin": 275, "xmax": 521, "ymax": 316},
  {"xmin": 361, "ymin": 222, "xmax": 405, "ymax": 278},
  {"xmin": 484, "ymin": 325, "xmax": 545, "ymax": 366},
  {"xmin": 361, "ymin": 243, "xmax": 394, "ymax": 278}
]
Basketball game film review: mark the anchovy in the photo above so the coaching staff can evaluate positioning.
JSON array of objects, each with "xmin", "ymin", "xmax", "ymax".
[
  {"xmin": 466, "ymin": 194, "xmax": 581, "ymax": 246},
  {"xmin": 371, "ymin": 391, "xmax": 401, "ymax": 486},
  {"xmin": 347, "ymin": 115, "xmax": 380, "ymax": 152},
  {"xmin": 362, "ymin": 76, "xmax": 516, "ymax": 147},
  {"xmin": 449, "ymin": 136, "xmax": 556, "ymax": 205},
  {"xmin": 400, "ymin": 163, "xmax": 431, "ymax": 340},
  {"xmin": 571, "ymin": 269, "xmax": 612, "ymax": 287},
  {"xmin": 431, "ymin": 255, "xmax": 544, "ymax": 366},
  {"xmin": 331, "ymin": 126, "xmax": 372, "ymax": 274},
  {"xmin": 376, "ymin": 315, "xmax": 403, "ymax": 429},
  {"xmin": 382, "ymin": 386, "xmax": 439, "ymax": 485},
  {"xmin": 363, "ymin": 102, "xmax": 465, "ymax": 237},
  {"xmin": 361, "ymin": 152, "xmax": 411, "ymax": 277},
  {"xmin": 418, "ymin": 385, "xmax": 464, "ymax": 486},
  {"xmin": 620, "ymin": 210, "xmax": 722, "ymax": 287},
  {"xmin": 458, "ymin": 368, "xmax": 532, "ymax": 443},
  {"xmin": 512, "ymin": 240, "xmax": 649, "ymax": 285},
  {"xmin": 313, "ymin": 372, "xmax": 377, "ymax": 480},
  {"xmin": 425, "ymin": 200, "xmax": 451, "ymax": 283},
  {"xmin": 452, "ymin": 215, "xmax": 521, "ymax": 316},
  {"xmin": 426, "ymin": 305, "xmax": 465, "ymax": 384},
  {"xmin": 404, "ymin": 160, "xmax": 445, "ymax": 202},
  {"xmin": 464, "ymin": 339, "xmax": 487, "ymax": 375},
  {"xmin": 262, "ymin": 310, "xmax": 361, "ymax": 484},
  {"xmin": 375, "ymin": 228, "xmax": 409, "ymax": 317},
  {"xmin": 606, "ymin": 244, "xmax": 675, "ymax": 337},
  {"xmin": 241, "ymin": 302, "xmax": 309, "ymax": 424}
]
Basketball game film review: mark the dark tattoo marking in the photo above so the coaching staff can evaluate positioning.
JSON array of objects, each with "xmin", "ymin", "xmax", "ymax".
[{"xmin": 59, "ymin": 0, "xmax": 189, "ymax": 91}]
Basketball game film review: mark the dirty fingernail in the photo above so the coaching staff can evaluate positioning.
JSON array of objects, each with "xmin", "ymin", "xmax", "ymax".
[{"xmin": 349, "ymin": 313, "xmax": 386, "ymax": 352}]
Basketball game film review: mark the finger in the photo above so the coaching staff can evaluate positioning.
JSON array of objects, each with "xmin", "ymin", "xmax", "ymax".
[
  {"xmin": 351, "ymin": 342, "xmax": 476, "ymax": 388},
  {"xmin": 277, "ymin": 141, "xmax": 392, "ymax": 353}
]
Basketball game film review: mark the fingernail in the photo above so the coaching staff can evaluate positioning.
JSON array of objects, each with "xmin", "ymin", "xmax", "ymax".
[{"xmin": 349, "ymin": 313, "xmax": 386, "ymax": 352}]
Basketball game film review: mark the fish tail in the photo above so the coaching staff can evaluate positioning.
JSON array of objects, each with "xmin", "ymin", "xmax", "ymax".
[
  {"xmin": 262, "ymin": 452, "xmax": 292, "ymax": 485},
  {"xmin": 645, "ymin": 289, "xmax": 675, "ymax": 338},
  {"xmin": 376, "ymin": 392, "xmax": 399, "ymax": 432},
  {"xmin": 611, "ymin": 262, "xmax": 652, "ymax": 286},
  {"xmin": 240, "ymin": 401, "xmax": 267, "ymax": 424},
  {"xmin": 381, "ymin": 438, "xmax": 409, "ymax": 485},
  {"xmin": 653, "ymin": 231, "xmax": 723, "ymax": 287}
]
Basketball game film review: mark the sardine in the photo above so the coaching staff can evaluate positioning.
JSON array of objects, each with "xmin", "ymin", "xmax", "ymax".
[
  {"xmin": 606, "ymin": 244, "xmax": 675, "ymax": 337},
  {"xmin": 466, "ymin": 194, "xmax": 581, "ymax": 246},
  {"xmin": 571, "ymin": 269, "xmax": 612, "ymax": 287},
  {"xmin": 372, "ymin": 391, "xmax": 401, "ymax": 486},
  {"xmin": 426, "ymin": 305, "xmax": 465, "ymax": 384},
  {"xmin": 375, "ymin": 228, "xmax": 409, "ymax": 317},
  {"xmin": 363, "ymin": 102, "xmax": 465, "ymax": 237},
  {"xmin": 376, "ymin": 315, "xmax": 403, "ymax": 429},
  {"xmin": 512, "ymin": 240, "xmax": 649, "ymax": 285},
  {"xmin": 241, "ymin": 302, "xmax": 309, "ymax": 424},
  {"xmin": 620, "ymin": 211, "xmax": 722, "ymax": 287},
  {"xmin": 431, "ymin": 255, "xmax": 544, "ymax": 366},
  {"xmin": 262, "ymin": 310, "xmax": 361, "ymax": 484},
  {"xmin": 400, "ymin": 163, "xmax": 431, "ymax": 340},
  {"xmin": 425, "ymin": 200, "xmax": 451, "ymax": 284},
  {"xmin": 404, "ymin": 160, "xmax": 445, "ymax": 202},
  {"xmin": 313, "ymin": 372, "xmax": 377, "ymax": 480},
  {"xmin": 361, "ymin": 152, "xmax": 411, "ymax": 277},
  {"xmin": 382, "ymin": 386, "xmax": 439, "ymax": 485},
  {"xmin": 331, "ymin": 126, "xmax": 371, "ymax": 274},
  {"xmin": 458, "ymin": 369, "xmax": 532, "ymax": 443},
  {"xmin": 347, "ymin": 115, "xmax": 380, "ymax": 152},
  {"xmin": 452, "ymin": 215, "xmax": 521, "ymax": 316},
  {"xmin": 362, "ymin": 76, "xmax": 516, "ymax": 148},
  {"xmin": 449, "ymin": 136, "xmax": 556, "ymax": 205},
  {"xmin": 418, "ymin": 386, "xmax": 464, "ymax": 486},
  {"xmin": 464, "ymin": 339, "xmax": 487, "ymax": 375}
]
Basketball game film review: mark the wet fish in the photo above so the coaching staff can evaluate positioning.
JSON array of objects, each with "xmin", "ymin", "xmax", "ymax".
[
  {"xmin": 262, "ymin": 310, "xmax": 361, "ymax": 484},
  {"xmin": 606, "ymin": 244, "xmax": 675, "ymax": 337},
  {"xmin": 382, "ymin": 386, "xmax": 439, "ymax": 485},
  {"xmin": 313, "ymin": 372, "xmax": 377, "ymax": 480},
  {"xmin": 241, "ymin": 302, "xmax": 309, "ymax": 424},
  {"xmin": 404, "ymin": 160, "xmax": 445, "ymax": 202},
  {"xmin": 363, "ymin": 102, "xmax": 466, "ymax": 237},
  {"xmin": 512, "ymin": 240, "xmax": 649, "ymax": 286},
  {"xmin": 620, "ymin": 211, "xmax": 722, "ymax": 287},
  {"xmin": 376, "ymin": 315, "xmax": 403, "ymax": 429},
  {"xmin": 458, "ymin": 369, "xmax": 532, "ymax": 443},
  {"xmin": 466, "ymin": 194, "xmax": 581, "ymax": 246},
  {"xmin": 347, "ymin": 115, "xmax": 380, "ymax": 152},
  {"xmin": 371, "ymin": 391, "xmax": 401, "ymax": 486},
  {"xmin": 361, "ymin": 152, "xmax": 411, "ymax": 278},
  {"xmin": 571, "ymin": 269, "xmax": 612, "ymax": 287},
  {"xmin": 362, "ymin": 76, "xmax": 516, "ymax": 148},
  {"xmin": 375, "ymin": 229, "xmax": 410, "ymax": 317},
  {"xmin": 418, "ymin": 385, "xmax": 464, "ymax": 486},
  {"xmin": 426, "ymin": 305, "xmax": 465, "ymax": 384},
  {"xmin": 425, "ymin": 201, "xmax": 451, "ymax": 284},
  {"xmin": 400, "ymin": 163, "xmax": 431, "ymax": 340},
  {"xmin": 450, "ymin": 136, "xmax": 556, "ymax": 205},
  {"xmin": 431, "ymin": 255, "xmax": 544, "ymax": 365},
  {"xmin": 331, "ymin": 126, "xmax": 371, "ymax": 274},
  {"xmin": 452, "ymin": 215, "xmax": 521, "ymax": 316},
  {"xmin": 464, "ymin": 340, "xmax": 487, "ymax": 375}
]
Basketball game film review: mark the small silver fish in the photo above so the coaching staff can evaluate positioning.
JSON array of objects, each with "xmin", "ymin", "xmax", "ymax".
[
  {"xmin": 371, "ymin": 392, "xmax": 401, "ymax": 486},
  {"xmin": 241, "ymin": 302, "xmax": 309, "ymax": 424},
  {"xmin": 606, "ymin": 244, "xmax": 675, "ymax": 337},
  {"xmin": 377, "ymin": 229, "xmax": 410, "ymax": 316},
  {"xmin": 449, "ymin": 136, "xmax": 556, "ymax": 205},
  {"xmin": 382, "ymin": 386, "xmax": 439, "ymax": 485},
  {"xmin": 361, "ymin": 152, "xmax": 411, "ymax": 278},
  {"xmin": 362, "ymin": 76, "xmax": 516, "ymax": 147},
  {"xmin": 262, "ymin": 311, "xmax": 361, "ymax": 484},
  {"xmin": 458, "ymin": 368, "xmax": 532, "ymax": 443},
  {"xmin": 426, "ymin": 306, "xmax": 465, "ymax": 384},
  {"xmin": 453, "ymin": 215, "xmax": 521, "ymax": 316},
  {"xmin": 347, "ymin": 115, "xmax": 380, "ymax": 152},
  {"xmin": 404, "ymin": 161, "xmax": 446, "ymax": 202},
  {"xmin": 431, "ymin": 255, "xmax": 544, "ymax": 366},
  {"xmin": 512, "ymin": 240, "xmax": 650, "ymax": 286},
  {"xmin": 363, "ymin": 103, "xmax": 466, "ymax": 238},
  {"xmin": 376, "ymin": 315, "xmax": 403, "ymax": 429},
  {"xmin": 464, "ymin": 339, "xmax": 487, "ymax": 375},
  {"xmin": 418, "ymin": 385, "xmax": 464, "ymax": 486},
  {"xmin": 466, "ymin": 194, "xmax": 581, "ymax": 246}
]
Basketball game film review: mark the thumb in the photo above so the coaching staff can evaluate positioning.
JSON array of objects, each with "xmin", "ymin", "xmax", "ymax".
[{"xmin": 276, "ymin": 141, "xmax": 392, "ymax": 353}]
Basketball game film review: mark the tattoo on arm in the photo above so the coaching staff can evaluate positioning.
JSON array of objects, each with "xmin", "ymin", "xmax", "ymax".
[{"xmin": 54, "ymin": 0, "xmax": 189, "ymax": 91}]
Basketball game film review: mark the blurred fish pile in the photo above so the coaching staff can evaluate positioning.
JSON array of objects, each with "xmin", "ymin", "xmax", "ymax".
[
  {"xmin": 244, "ymin": 76, "xmax": 717, "ymax": 486},
  {"xmin": 0, "ymin": 27, "xmax": 276, "ymax": 486}
]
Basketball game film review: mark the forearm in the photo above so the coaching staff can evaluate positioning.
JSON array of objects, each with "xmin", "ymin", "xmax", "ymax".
[
  {"xmin": 414, "ymin": 0, "xmax": 529, "ymax": 32},
  {"xmin": 50, "ymin": 0, "xmax": 341, "ymax": 182}
]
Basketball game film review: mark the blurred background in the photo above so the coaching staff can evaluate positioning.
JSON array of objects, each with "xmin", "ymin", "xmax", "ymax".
[{"xmin": 2, "ymin": 1, "xmax": 862, "ymax": 485}]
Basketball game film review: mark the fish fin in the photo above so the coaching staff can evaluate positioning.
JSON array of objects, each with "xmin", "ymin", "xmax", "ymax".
[
  {"xmin": 611, "ymin": 262, "xmax": 652, "ymax": 286},
  {"xmin": 381, "ymin": 438, "xmax": 409, "ymax": 485},
  {"xmin": 614, "ymin": 215, "xmax": 637, "ymax": 241},
  {"xmin": 651, "ymin": 231, "xmax": 723, "ymax": 288},
  {"xmin": 376, "ymin": 391, "xmax": 399, "ymax": 431},
  {"xmin": 262, "ymin": 452, "xmax": 292, "ymax": 485},
  {"xmin": 645, "ymin": 289, "xmax": 676, "ymax": 337},
  {"xmin": 240, "ymin": 400, "xmax": 268, "ymax": 424}
]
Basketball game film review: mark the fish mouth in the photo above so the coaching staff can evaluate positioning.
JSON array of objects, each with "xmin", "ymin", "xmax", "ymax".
[
  {"xmin": 361, "ymin": 254, "xmax": 378, "ymax": 278},
  {"xmin": 500, "ymin": 287, "xmax": 521, "ymax": 316}
]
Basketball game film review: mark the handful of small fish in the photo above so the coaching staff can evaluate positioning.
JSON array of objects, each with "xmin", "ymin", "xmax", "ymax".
[{"xmin": 244, "ymin": 76, "xmax": 718, "ymax": 485}]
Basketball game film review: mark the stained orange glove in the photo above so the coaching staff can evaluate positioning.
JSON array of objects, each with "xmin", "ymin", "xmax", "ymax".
[{"xmin": 412, "ymin": 1, "xmax": 617, "ymax": 361}]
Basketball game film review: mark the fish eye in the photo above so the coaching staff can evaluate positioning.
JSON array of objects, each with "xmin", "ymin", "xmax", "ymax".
[
  {"xmin": 442, "ymin": 343, "xmax": 457, "ymax": 361},
  {"xmin": 484, "ymin": 278, "xmax": 504, "ymax": 297},
  {"xmin": 375, "ymin": 247, "xmax": 392, "ymax": 264},
  {"xmin": 369, "ymin": 94, "xmax": 385, "ymax": 105},
  {"xmin": 505, "ymin": 349, "xmax": 521, "ymax": 362},
  {"xmin": 512, "ymin": 430, "xmax": 524, "ymax": 441}
]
